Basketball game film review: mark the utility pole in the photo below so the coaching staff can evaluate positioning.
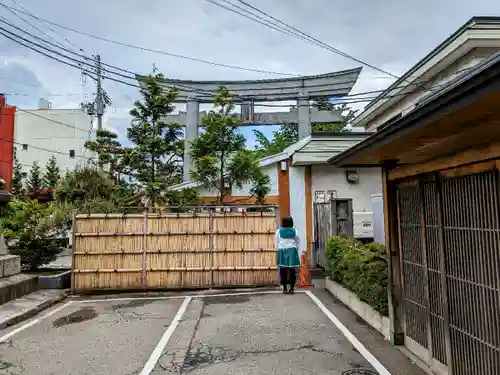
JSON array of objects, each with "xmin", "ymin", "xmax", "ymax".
[{"xmin": 95, "ymin": 54, "xmax": 104, "ymax": 132}]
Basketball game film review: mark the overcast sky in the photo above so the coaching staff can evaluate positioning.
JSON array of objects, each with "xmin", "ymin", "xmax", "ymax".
[{"xmin": 2, "ymin": 0, "xmax": 500, "ymax": 147}]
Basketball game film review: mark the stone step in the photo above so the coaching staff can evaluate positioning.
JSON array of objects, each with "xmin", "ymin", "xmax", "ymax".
[
  {"xmin": 0, "ymin": 274, "xmax": 39, "ymax": 306},
  {"xmin": 0, "ymin": 289, "xmax": 68, "ymax": 329},
  {"xmin": 0, "ymin": 255, "xmax": 21, "ymax": 278}
]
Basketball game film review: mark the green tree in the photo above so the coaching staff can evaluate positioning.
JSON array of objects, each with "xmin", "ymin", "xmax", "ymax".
[
  {"xmin": 253, "ymin": 99, "xmax": 359, "ymax": 158},
  {"xmin": 26, "ymin": 161, "xmax": 42, "ymax": 194},
  {"xmin": 2, "ymin": 200, "xmax": 67, "ymax": 271},
  {"xmin": 312, "ymin": 98, "xmax": 358, "ymax": 132},
  {"xmin": 43, "ymin": 155, "xmax": 60, "ymax": 188},
  {"xmin": 11, "ymin": 148, "xmax": 25, "ymax": 197},
  {"xmin": 190, "ymin": 87, "xmax": 270, "ymax": 204},
  {"xmin": 85, "ymin": 129, "xmax": 126, "ymax": 179},
  {"xmin": 55, "ymin": 166, "xmax": 133, "ymax": 213},
  {"xmin": 125, "ymin": 73, "xmax": 184, "ymax": 206}
]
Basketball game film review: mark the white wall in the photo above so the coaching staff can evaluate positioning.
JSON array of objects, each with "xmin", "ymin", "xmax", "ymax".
[
  {"xmin": 232, "ymin": 164, "xmax": 278, "ymax": 196},
  {"xmin": 196, "ymin": 163, "xmax": 279, "ymax": 197},
  {"xmin": 288, "ymin": 165, "xmax": 307, "ymax": 259},
  {"xmin": 14, "ymin": 109, "xmax": 95, "ymax": 175},
  {"xmin": 311, "ymin": 165, "xmax": 382, "ymax": 212}
]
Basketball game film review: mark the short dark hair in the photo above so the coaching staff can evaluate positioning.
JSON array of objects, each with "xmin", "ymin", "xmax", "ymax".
[{"xmin": 281, "ymin": 216, "xmax": 294, "ymax": 228}]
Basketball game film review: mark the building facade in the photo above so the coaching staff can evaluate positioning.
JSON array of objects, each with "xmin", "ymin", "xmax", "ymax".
[
  {"xmin": 14, "ymin": 105, "xmax": 96, "ymax": 176},
  {"xmin": 329, "ymin": 16, "xmax": 500, "ymax": 375},
  {"xmin": 0, "ymin": 94, "xmax": 15, "ymax": 192},
  {"xmin": 353, "ymin": 17, "xmax": 500, "ymax": 132},
  {"xmin": 168, "ymin": 132, "xmax": 381, "ymax": 268}
]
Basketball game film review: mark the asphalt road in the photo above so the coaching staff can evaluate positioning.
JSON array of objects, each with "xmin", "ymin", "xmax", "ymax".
[{"xmin": 0, "ymin": 290, "xmax": 422, "ymax": 375}]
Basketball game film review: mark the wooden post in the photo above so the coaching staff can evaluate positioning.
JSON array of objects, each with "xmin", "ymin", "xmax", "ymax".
[
  {"xmin": 435, "ymin": 174, "xmax": 454, "ymax": 373},
  {"xmin": 209, "ymin": 210, "xmax": 214, "ymax": 289},
  {"xmin": 418, "ymin": 180, "xmax": 434, "ymax": 362},
  {"xmin": 70, "ymin": 210, "xmax": 77, "ymax": 295},
  {"xmin": 382, "ymin": 162, "xmax": 405, "ymax": 345},
  {"xmin": 141, "ymin": 210, "xmax": 148, "ymax": 288}
]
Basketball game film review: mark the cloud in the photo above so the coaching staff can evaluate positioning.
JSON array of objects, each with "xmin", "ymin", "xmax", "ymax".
[{"xmin": 2, "ymin": 0, "xmax": 500, "ymax": 146}]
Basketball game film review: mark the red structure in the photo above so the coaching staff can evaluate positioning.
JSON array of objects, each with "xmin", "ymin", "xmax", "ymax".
[{"xmin": 0, "ymin": 94, "xmax": 15, "ymax": 191}]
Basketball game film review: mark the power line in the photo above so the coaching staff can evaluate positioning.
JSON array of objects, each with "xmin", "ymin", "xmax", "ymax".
[
  {"xmin": 208, "ymin": 0, "xmax": 405, "ymax": 82},
  {"xmin": 0, "ymin": 1, "xmax": 68, "ymax": 50},
  {"xmin": 0, "ymin": 17, "xmax": 467, "ymax": 109},
  {"xmin": 7, "ymin": 0, "xmax": 81, "ymax": 52},
  {"xmin": 0, "ymin": 136, "xmax": 93, "ymax": 160},
  {"xmin": 15, "ymin": 107, "xmax": 91, "ymax": 132},
  {"xmin": 0, "ymin": 2, "xmax": 296, "ymax": 77}
]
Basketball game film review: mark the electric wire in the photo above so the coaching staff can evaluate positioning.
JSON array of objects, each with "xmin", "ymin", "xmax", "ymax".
[
  {"xmin": 206, "ymin": 0, "xmax": 400, "ymax": 80},
  {"xmin": 0, "ymin": 16, "xmax": 451, "ymax": 105},
  {"xmin": 0, "ymin": 2, "xmax": 296, "ymax": 76},
  {"xmin": 7, "ymin": 0, "xmax": 81, "ymax": 52},
  {"xmin": 0, "ymin": 14, "xmax": 471, "ymax": 109}
]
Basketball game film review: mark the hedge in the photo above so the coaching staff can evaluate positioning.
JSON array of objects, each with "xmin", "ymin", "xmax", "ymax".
[{"xmin": 325, "ymin": 236, "xmax": 388, "ymax": 316}]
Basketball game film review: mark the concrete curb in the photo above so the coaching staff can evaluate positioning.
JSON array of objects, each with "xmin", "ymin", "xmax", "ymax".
[
  {"xmin": 324, "ymin": 277, "xmax": 390, "ymax": 339},
  {"xmin": 0, "ymin": 290, "xmax": 69, "ymax": 330}
]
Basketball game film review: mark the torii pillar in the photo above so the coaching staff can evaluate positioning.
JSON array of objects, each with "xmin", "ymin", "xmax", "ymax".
[{"xmin": 183, "ymin": 99, "xmax": 199, "ymax": 181}]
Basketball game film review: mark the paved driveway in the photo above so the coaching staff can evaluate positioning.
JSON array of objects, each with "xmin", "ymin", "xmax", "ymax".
[{"xmin": 0, "ymin": 290, "xmax": 423, "ymax": 375}]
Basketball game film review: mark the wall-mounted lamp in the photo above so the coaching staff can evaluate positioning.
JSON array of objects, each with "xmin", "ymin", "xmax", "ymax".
[
  {"xmin": 280, "ymin": 160, "xmax": 287, "ymax": 172},
  {"xmin": 345, "ymin": 170, "xmax": 359, "ymax": 184}
]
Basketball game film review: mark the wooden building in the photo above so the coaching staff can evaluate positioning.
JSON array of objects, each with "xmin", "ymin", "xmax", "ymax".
[{"xmin": 329, "ymin": 51, "xmax": 500, "ymax": 375}]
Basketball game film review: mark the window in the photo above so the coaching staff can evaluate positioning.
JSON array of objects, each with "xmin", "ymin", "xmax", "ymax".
[
  {"xmin": 69, "ymin": 150, "xmax": 75, "ymax": 158},
  {"xmin": 22, "ymin": 144, "xmax": 28, "ymax": 150}
]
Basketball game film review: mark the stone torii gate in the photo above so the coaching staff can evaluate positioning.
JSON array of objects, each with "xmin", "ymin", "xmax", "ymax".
[{"xmin": 136, "ymin": 67, "xmax": 362, "ymax": 181}]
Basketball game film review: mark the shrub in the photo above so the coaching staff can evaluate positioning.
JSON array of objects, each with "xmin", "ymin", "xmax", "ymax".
[
  {"xmin": 325, "ymin": 236, "xmax": 388, "ymax": 316},
  {"xmin": 2, "ymin": 200, "xmax": 68, "ymax": 271}
]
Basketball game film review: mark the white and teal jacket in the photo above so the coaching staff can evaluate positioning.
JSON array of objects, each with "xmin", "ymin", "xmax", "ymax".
[{"xmin": 275, "ymin": 227, "xmax": 301, "ymax": 268}]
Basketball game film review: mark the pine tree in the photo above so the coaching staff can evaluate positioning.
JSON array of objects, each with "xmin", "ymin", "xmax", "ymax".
[
  {"xmin": 11, "ymin": 148, "xmax": 25, "ymax": 197},
  {"xmin": 43, "ymin": 155, "xmax": 60, "ymax": 188},
  {"xmin": 125, "ymin": 73, "xmax": 183, "ymax": 206},
  {"xmin": 85, "ymin": 129, "xmax": 125, "ymax": 178},
  {"xmin": 190, "ymin": 86, "xmax": 270, "ymax": 204},
  {"xmin": 26, "ymin": 161, "xmax": 42, "ymax": 194}
]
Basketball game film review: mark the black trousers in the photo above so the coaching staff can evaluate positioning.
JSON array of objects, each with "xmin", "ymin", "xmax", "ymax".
[{"xmin": 279, "ymin": 267, "xmax": 297, "ymax": 288}]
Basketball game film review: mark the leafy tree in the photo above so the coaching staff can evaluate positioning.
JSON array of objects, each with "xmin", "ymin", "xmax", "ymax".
[
  {"xmin": 125, "ymin": 73, "xmax": 184, "ymax": 206},
  {"xmin": 11, "ymin": 148, "xmax": 25, "ymax": 197},
  {"xmin": 26, "ymin": 161, "xmax": 42, "ymax": 194},
  {"xmin": 164, "ymin": 188, "xmax": 200, "ymax": 210},
  {"xmin": 85, "ymin": 129, "xmax": 126, "ymax": 179},
  {"xmin": 2, "ymin": 200, "xmax": 67, "ymax": 271},
  {"xmin": 312, "ymin": 98, "xmax": 358, "ymax": 132},
  {"xmin": 54, "ymin": 166, "xmax": 134, "ymax": 214},
  {"xmin": 253, "ymin": 99, "xmax": 359, "ymax": 158},
  {"xmin": 43, "ymin": 155, "xmax": 60, "ymax": 188},
  {"xmin": 190, "ymin": 87, "xmax": 270, "ymax": 204}
]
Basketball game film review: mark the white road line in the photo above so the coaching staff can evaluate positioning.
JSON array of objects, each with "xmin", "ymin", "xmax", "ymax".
[
  {"xmin": 139, "ymin": 296, "xmax": 192, "ymax": 375},
  {"xmin": 0, "ymin": 301, "xmax": 73, "ymax": 343},
  {"xmin": 75, "ymin": 289, "xmax": 295, "ymax": 303},
  {"xmin": 306, "ymin": 291, "xmax": 392, "ymax": 375}
]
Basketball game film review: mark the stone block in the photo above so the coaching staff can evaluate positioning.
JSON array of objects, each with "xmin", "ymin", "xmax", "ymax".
[
  {"xmin": 37, "ymin": 270, "xmax": 71, "ymax": 289},
  {"xmin": 325, "ymin": 277, "xmax": 390, "ymax": 339},
  {"xmin": 0, "ymin": 255, "xmax": 21, "ymax": 277}
]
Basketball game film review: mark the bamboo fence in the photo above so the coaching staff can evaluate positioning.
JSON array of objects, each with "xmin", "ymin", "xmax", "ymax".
[{"xmin": 71, "ymin": 208, "xmax": 279, "ymax": 292}]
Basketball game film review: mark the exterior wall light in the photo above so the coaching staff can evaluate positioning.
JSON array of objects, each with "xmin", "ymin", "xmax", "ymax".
[{"xmin": 345, "ymin": 170, "xmax": 359, "ymax": 184}]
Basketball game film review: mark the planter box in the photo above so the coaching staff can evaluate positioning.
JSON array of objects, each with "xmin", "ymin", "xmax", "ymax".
[
  {"xmin": 37, "ymin": 270, "xmax": 71, "ymax": 290},
  {"xmin": 325, "ymin": 277, "xmax": 390, "ymax": 339}
]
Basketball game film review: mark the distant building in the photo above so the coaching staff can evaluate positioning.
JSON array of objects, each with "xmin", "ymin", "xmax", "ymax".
[
  {"xmin": 0, "ymin": 94, "xmax": 15, "ymax": 192},
  {"xmin": 14, "ymin": 98, "xmax": 96, "ymax": 175}
]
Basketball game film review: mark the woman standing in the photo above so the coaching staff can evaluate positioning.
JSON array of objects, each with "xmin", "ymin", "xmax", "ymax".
[{"xmin": 276, "ymin": 216, "xmax": 301, "ymax": 294}]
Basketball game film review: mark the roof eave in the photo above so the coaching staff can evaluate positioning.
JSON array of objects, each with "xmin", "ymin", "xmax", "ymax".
[{"xmin": 329, "ymin": 51, "xmax": 500, "ymax": 166}]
